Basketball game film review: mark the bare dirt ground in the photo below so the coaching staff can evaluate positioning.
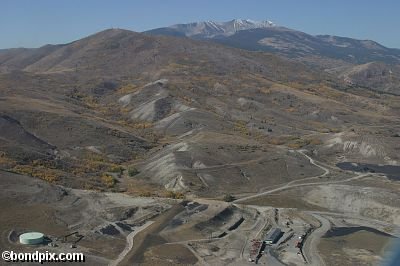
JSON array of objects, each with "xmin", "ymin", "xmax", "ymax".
[
  {"xmin": 231, "ymin": 147, "xmax": 400, "ymax": 266},
  {"xmin": 0, "ymin": 170, "xmax": 173, "ymax": 265},
  {"xmin": 1, "ymin": 145, "xmax": 400, "ymax": 266},
  {"xmin": 110, "ymin": 221, "xmax": 154, "ymax": 266},
  {"xmin": 119, "ymin": 203, "xmax": 186, "ymax": 265}
]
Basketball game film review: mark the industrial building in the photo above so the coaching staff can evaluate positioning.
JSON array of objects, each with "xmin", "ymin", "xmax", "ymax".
[
  {"xmin": 264, "ymin": 228, "xmax": 282, "ymax": 244},
  {"xmin": 19, "ymin": 232, "xmax": 44, "ymax": 245}
]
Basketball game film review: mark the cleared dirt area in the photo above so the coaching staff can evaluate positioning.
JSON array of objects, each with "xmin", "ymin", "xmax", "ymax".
[
  {"xmin": 119, "ymin": 203, "xmax": 186, "ymax": 265},
  {"xmin": 3, "ymin": 139, "xmax": 400, "ymax": 266},
  {"xmin": 0, "ymin": 170, "xmax": 173, "ymax": 265},
  {"xmin": 241, "ymin": 194, "xmax": 327, "ymax": 211},
  {"xmin": 2, "ymin": 168, "xmax": 399, "ymax": 266},
  {"xmin": 0, "ymin": 201, "xmax": 68, "ymax": 251},
  {"xmin": 140, "ymin": 244, "xmax": 198, "ymax": 265},
  {"xmin": 238, "ymin": 175, "xmax": 400, "ymax": 224}
]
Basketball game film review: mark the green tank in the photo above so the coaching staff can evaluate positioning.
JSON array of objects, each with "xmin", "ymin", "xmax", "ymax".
[{"xmin": 19, "ymin": 232, "xmax": 44, "ymax": 245}]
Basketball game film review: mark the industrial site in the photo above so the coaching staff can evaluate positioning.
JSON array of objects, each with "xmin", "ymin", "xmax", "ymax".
[{"xmin": 1, "ymin": 144, "xmax": 399, "ymax": 266}]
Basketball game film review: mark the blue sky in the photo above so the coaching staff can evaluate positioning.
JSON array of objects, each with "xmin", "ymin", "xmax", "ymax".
[{"xmin": 1, "ymin": 0, "xmax": 399, "ymax": 49}]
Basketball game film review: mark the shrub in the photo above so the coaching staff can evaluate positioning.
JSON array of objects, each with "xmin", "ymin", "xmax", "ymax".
[
  {"xmin": 0, "ymin": 153, "xmax": 16, "ymax": 168},
  {"xmin": 267, "ymin": 137, "xmax": 286, "ymax": 145},
  {"xmin": 234, "ymin": 121, "xmax": 250, "ymax": 136},
  {"xmin": 128, "ymin": 166, "xmax": 139, "ymax": 177},
  {"xmin": 223, "ymin": 194, "xmax": 236, "ymax": 202},
  {"xmin": 287, "ymin": 138, "xmax": 311, "ymax": 149},
  {"xmin": 12, "ymin": 164, "xmax": 59, "ymax": 183},
  {"xmin": 165, "ymin": 191, "xmax": 185, "ymax": 199},
  {"xmin": 101, "ymin": 174, "xmax": 116, "ymax": 188},
  {"xmin": 309, "ymin": 138, "xmax": 322, "ymax": 145},
  {"xmin": 40, "ymin": 172, "xmax": 58, "ymax": 183},
  {"xmin": 139, "ymin": 191, "xmax": 153, "ymax": 197},
  {"xmin": 329, "ymin": 128, "xmax": 341, "ymax": 133},
  {"xmin": 109, "ymin": 165, "xmax": 124, "ymax": 174}
]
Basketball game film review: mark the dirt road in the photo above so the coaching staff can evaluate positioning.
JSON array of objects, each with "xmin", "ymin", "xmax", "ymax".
[
  {"xmin": 109, "ymin": 220, "xmax": 155, "ymax": 266},
  {"xmin": 302, "ymin": 214, "xmax": 330, "ymax": 266},
  {"xmin": 118, "ymin": 203, "xmax": 185, "ymax": 265},
  {"xmin": 298, "ymin": 149, "xmax": 329, "ymax": 178},
  {"xmin": 234, "ymin": 149, "xmax": 336, "ymax": 203},
  {"xmin": 234, "ymin": 172, "xmax": 368, "ymax": 203}
]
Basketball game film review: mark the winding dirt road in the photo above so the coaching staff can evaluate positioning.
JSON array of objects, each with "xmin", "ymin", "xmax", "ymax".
[
  {"xmin": 109, "ymin": 220, "xmax": 155, "ymax": 266},
  {"xmin": 298, "ymin": 149, "xmax": 329, "ymax": 178},
  {"xmin": 302, "ymin": 213, "xmax": 330, "ymax": 266},
  {"xmin": 234, "ymin": 150, "xmax": 371, "ymax": 203}
]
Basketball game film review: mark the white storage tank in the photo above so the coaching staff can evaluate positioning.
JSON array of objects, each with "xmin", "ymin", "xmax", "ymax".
[{"xmin": 19, "ymin": 232, "xmax": 44, "ymax": 245}]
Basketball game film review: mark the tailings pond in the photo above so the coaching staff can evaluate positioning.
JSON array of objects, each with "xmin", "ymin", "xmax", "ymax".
[
  {"xmin": 323, "ymin": 226, "xmax": 395, "ymax": 238},
  {"xmin": 336, "ymin": 162, "xmax": 400, "ymax": 180}
]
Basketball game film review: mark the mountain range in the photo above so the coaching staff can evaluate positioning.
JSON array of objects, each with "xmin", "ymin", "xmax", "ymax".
[
  {"xmin": 0, "ymin": 20, "xmax": 399, "ymax": 194},
  {"xmin": 146, "ymin": 19, "xmax": 400, "ymax": 95},
  {"xmin": 146, "ymin": 19, "xmax": 400, "ymax": 63},
  {"xmin": 146, "ymin": 19, "xmax": 276, "ymax": 38}
]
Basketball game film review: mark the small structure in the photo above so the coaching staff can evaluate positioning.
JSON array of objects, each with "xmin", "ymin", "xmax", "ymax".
[
  {"xmin": 249, "ymin": 239, "xmax": 265, "ymax": 263},
  {"xmin": 19, "ymin": 232, "xmax": 44, "ymax": 245},
  {"xmin": 264, "ymin": 228, "xmax": 282, "ymax": 244}
]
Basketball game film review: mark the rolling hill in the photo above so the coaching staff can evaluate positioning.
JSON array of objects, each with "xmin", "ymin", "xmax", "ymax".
[{"xmin": 0, "ymin": 28, "xmax": 399, "ymax": 196}]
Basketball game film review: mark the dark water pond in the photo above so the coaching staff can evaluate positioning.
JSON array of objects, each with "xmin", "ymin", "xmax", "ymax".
[
  {"xmin": 324, "ymin": 226, "xmax": 395, "ymax": 238},
  {"xmin": 336, "ymin": 162, "xmax": 400, "ymax": 180}
]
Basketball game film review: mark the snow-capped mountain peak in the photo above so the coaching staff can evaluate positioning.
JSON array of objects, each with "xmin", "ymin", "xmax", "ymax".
[
  {"xmin": 229, "ymin": 19, "xmax": 275, "ymax": 32},
  {"xmin": 168, "ymin": 19, "xmax": 276, "ymax": 38}
]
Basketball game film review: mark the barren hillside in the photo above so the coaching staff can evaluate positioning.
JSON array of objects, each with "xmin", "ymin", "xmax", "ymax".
[{"xmin": 0, "ymin": 28, "xmax": 399, "ymax": 195}]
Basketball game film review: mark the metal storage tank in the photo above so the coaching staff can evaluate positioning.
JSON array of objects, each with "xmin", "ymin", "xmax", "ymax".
[{"xmin": 19, "ymin": 232, "xmax": 44, "ymax": 245}]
